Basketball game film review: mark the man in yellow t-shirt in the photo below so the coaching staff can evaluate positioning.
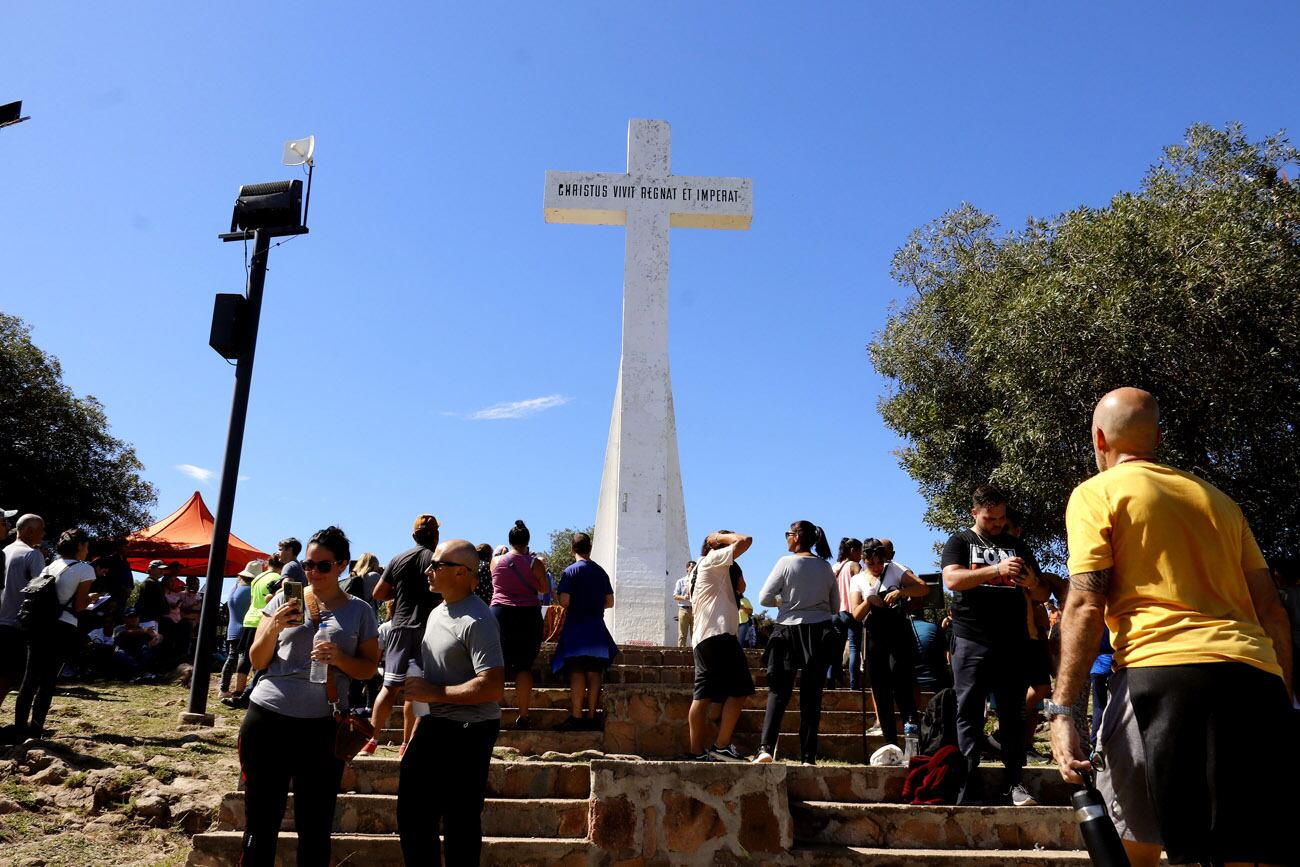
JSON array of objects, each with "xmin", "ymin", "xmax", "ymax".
[{"xmin": 1050, "ymin": 387, "xmax": 1295, "ymax": 867}]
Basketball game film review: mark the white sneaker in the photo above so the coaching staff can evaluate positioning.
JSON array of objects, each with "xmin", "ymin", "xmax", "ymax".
[
  {"xmin": 1009, "ymin": 784, "xmax": 1037, "ymax": 807},
  {"xmin": 865, "ymin": 725, "xmax": 883, "ymax": 736},
  {"xmin": 751, "ymin": 749, "xmax": 774, "ymax": 764}
]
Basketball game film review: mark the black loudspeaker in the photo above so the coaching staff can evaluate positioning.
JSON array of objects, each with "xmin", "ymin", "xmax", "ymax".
[
  {"xmin": 210, "ymin": 293, "xmax": 248, "ymax": 360},
  {"xmin": 229, "ymin": 179, "xmax": 303, "ymax": 232}
]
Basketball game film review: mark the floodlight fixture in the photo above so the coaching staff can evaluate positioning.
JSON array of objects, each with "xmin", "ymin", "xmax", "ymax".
[
  {"xmin": 228, "ymin": 179, "xmax": 303, "ymax": 233},
  {"xmin": 0, "ymin": 101, "xmax": 31, "ymax": 130}
]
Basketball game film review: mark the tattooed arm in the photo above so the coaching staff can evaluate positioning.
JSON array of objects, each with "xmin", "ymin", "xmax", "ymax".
[{"xmin": 1049, "ymin": 569, "xmax": 1110, "ymax": 783}]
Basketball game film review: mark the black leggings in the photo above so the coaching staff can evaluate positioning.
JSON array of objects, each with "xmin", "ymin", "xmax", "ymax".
[
  {"xmin": 398, "ymin": 714, "xmax": 500, "ymax": 866},
  {"xmin": 238, "ymin": 703, "xmax": 343, "ymax": 867},
  {"xmin": 14, "ymin": 621, "xmax": 79, "ymax": 735},
  {"xmin": 761, "ymin": 664, "xmax": 827, "ymax": 763},
  {"xmin": 864, "ymin": 608, "xmax": 918, "ymax": 745}
]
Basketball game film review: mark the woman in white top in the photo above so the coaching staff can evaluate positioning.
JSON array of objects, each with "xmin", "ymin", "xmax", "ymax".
[
  {"xmin": 754, "ymin": 520, "xmax": 838, "ymax": 765},
  {"xmin": 829, "ymin": 537, "xmax": 863, "ymax": 689},
  {"xmin": 849, "ymin": 537, "xmax": 929, "ymax": 746},
  {"xmin": 15, "ymin": 527, "xmax": 93, "ymax": 738}
]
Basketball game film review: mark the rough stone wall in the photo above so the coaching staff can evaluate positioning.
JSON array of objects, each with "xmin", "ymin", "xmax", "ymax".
[
  {"xmin": 601, "ymin": 685, "xmax": 694, "ymax": 758},
  {"xmin": 588, "ymin": 760, "xmax": 792, "ymax": 865}
]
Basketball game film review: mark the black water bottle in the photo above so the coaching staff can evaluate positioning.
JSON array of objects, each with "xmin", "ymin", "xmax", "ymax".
[{"xmin": 1072, "ymin": 770, "xmax": 1130, "ymax": 866}]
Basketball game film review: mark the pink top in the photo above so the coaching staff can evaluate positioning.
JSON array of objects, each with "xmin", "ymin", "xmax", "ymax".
[
  {"xmin": 490, "ymin": 552, "xmax": 541, "ymax": 608},
  {"xmin": 834, "ymin": 561, "xmax": 857, "ymax": 613}
]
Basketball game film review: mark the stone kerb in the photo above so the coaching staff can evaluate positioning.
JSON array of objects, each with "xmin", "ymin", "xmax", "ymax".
[{"xmin": 588, "ymin": 760, "xmax": 792, "ymax": 865}]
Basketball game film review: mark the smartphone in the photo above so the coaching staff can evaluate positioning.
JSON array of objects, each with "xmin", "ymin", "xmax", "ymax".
[{"xmin": 282, "ymin": 580, "xmax": 305, "ymax": 625}]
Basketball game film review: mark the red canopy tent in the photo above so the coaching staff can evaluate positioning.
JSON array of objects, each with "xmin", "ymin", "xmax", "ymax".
[{"xmin": 126, "ymin": 491, "xmax": 269, "ymax": 577}]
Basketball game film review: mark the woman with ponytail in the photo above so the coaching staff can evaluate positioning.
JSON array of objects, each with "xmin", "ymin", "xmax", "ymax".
[
  {"xmin": 753, "ymin": 521, "xmax": 839, "ymax": 765},
  {"xmin": 490, "ymin": 520, "xmax": 548, "ymax": 727}
]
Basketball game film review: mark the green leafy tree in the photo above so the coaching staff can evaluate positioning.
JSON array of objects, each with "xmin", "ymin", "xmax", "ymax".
[
  {"xmin": 871, "ymin": 124, "xmax": 1300, "ymax": 563},
  {"xmin": 0, "ymin": 312, "xmax": 156, "ymax": 538},
  {"xmin": 542, "ymin": 525, "xmax": 595, "ymax": 581}
]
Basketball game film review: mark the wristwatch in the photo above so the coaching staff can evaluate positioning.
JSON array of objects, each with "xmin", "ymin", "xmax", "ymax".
[{"xmin": 1043, "ymin": 700, "xmax": 1073, "ymax": 719}]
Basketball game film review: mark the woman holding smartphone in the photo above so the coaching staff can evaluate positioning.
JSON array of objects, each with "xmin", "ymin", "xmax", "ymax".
[
  {"xmin": 239, "ymin": 526, "xmax": 380, "ymax": 867},
  {"xmin": 849, "ymin": 537, "xmax": 929, "ymax": 746}
]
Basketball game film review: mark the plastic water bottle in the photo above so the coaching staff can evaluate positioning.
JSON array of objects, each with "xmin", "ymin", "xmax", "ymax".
[
  {"xmin": 902, "ymin": 720, "xmax": 920, "ymax": 761},
  {"xmin": 407, "ymin": 661, "xmax": 430, "ymax": 717},
  {"xmin": 309, "ymin": 632, "xmax": 329, "ymax": 684}
]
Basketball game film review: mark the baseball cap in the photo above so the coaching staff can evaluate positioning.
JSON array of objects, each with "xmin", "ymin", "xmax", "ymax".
[
  {"xmin": 0, "ymin": 508, "xmax": 15, "ymax": 521},
  {"xmin": 148, "ymin": 559, "xmax": 167, "ymax": 570},
  {"xmin": 412, "ymin": 514, "xmax": 440, "ymax": 534},
  {"xmin": 237, "ymin": 560, "xmax": 266, "ymax": 579}
]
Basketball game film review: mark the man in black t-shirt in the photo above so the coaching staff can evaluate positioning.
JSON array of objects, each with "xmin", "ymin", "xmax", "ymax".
[
  {"xmin": 940, "ymin": 484, "xmax": 1049, "ymax": 806},
  {"xmin": 362, "ymin": 514, "xmax": 441, "ymax": 755}
]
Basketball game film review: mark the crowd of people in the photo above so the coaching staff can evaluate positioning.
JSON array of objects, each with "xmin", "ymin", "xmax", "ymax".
[{"xmin": 2, "ymin": 385, "xmax": 1298, "ymax": 866}]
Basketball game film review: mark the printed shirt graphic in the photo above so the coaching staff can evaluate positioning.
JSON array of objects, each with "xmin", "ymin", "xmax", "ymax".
[{"xmin": 940, "ymin": 529, "xmax": 1039, "ymax": 646}]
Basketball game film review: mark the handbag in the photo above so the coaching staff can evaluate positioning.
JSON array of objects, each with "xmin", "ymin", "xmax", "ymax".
[{"xmin": 326, "ymin": 662, "xmax": 375, "ymax": 761}]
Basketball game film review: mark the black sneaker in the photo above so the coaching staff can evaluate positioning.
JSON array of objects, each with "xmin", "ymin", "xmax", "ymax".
[
  {"xmin": 513, "ymin": 715, "xmax": 534, "ymax": 730},
  {"xmin": 221, "ymin": 694, "xmax": 249, "ymax": 710},
  {"xmin": 708, "ymin": 744, "xmax": 747, "ymax": 763},
  {"xmin": 685, "ymin": 751, "xmax": 716, "ymax": 762},
  {"xmin": 556, "ymin": 716, "xmax": 586, "ymax": 732}
]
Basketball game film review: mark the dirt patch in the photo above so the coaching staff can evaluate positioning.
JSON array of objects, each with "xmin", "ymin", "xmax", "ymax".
[{"xmin": 0, "ymin": 680, "xmax": 242, "ymax": 865}]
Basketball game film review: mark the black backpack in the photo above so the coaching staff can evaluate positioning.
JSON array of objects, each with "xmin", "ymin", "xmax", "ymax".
[
  {"xmin": 17, "ymin": 562, "xmax": 74, "ymax": 632},
  {"xmin": 919, "ymin": 686, "xmax": 959, "ymax": 756}
]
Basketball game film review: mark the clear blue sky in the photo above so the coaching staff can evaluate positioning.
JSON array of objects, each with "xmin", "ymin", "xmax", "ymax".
[{"xmin": 4, "ymin": 4, "xmax": 1297, "ymax": 604}]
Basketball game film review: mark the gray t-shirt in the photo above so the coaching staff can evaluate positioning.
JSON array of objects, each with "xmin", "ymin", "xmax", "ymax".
[
  {"xmin": 1, "ymin": 540, "xmax": 46, "ymax": 627},
  {"xmin": 418, "ymin": 594, "xmax": 504, "ymax": 723},
  {"xmin": 250, "ymin": 592, "xmax": 379, "ymax": 719},
  {"xmin": 759, "ymin": 555, "xmax": 839, "ymax": 625}
]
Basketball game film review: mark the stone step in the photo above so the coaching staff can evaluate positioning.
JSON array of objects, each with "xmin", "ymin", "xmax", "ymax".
[
  {"xmin": 790, "ymin": 802, "xmax": 1081, "ymax": 850},
  {"xmin": 535, "ymin": 646, "xmax": 764, "ymax": 668},
  {"xmin": 189, "ymin": 832, "xmax": 593, "ymax": 867},
  {"xmin": 387, "ymin": 704, "xmax": 882, "ymax": 735},
  {"xmin": 791, "ymin": 845, "xmax": 1093, "ymax": 865},
  {"xmin": 492, "ymin": 686, "xmax": 924, "ymax": 714},
  {"xmin": 217, "ymin": 793, "xmax": 588, "ymax": 837},
  {"xmin": 341, "ymin": 759, "xmax": 591, "ymax": 797},
  {"xmin": 785, "ymin": 765, "xmax": 1075, "ymax": 808},
  {"xmin": 371, "ymin": 729, "xmax": 607, "ymax": 754}
]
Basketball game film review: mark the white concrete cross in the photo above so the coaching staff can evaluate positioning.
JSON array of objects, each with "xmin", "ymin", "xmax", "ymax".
[{"xmin": 544, "ymin": 119, "xmax": 752, "ymax": 645}]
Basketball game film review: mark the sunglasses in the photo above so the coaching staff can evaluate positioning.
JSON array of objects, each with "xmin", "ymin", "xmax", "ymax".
[
  {"xmin": 429, "ymin": 560, "xmax": 468, "ymax": 571},
  {"xmin": 301, "ymin": 558, "xmax": 341, "ymax": 573},
  {"xmin": 785, "ymin": 531, "xmax": 798, "ymax": 538}
]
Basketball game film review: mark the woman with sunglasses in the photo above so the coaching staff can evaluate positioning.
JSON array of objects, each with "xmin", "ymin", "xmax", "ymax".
[
  {"xmin": 239, "ymin": 526, "xmax": 380, "ymax": 867},
  {"xmin": 753, "ymin": 521, "xmax": 838, "ymax": 765},
  {"xmin": 849, "ymin": 537, "xmax": 929, "ymax": 747},
  {"xmin": 489, "ymin": 520, "xmax": 548, "ymax": 728}
]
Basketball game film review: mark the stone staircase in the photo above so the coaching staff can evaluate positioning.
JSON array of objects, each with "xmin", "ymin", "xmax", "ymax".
[
  {"xmin": 190, "ymin": 761, "xmax": 593, "ymax": 865},
  {"xmin": 189, "ymin": 645, "xmax": 1095, "ymax": 865}
]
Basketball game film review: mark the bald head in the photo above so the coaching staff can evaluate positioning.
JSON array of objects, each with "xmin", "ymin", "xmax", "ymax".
[
  {"xmin": 1092, "ymin": 388, "xmax": 1161, "ymax": 469},
  {"xmin": 427, "ymin": 538, "xmax": 480, "ymax": 603}
]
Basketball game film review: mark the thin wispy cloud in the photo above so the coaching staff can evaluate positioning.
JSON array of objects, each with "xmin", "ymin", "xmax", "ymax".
[
  {"xmin": 469, "ymin": 394, "xmax": 572, "ymax": 421},
  {"xmin": 176, "ymin": 464, "xmax": 215, "ymax": 484}
]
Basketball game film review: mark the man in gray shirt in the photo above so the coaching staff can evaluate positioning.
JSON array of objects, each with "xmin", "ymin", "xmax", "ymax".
[
  {"xmin": 1, "ymin": 514, "xmax": 45, "ymax": 710},
  {"xmin": 398, "ymin": 538, "xmax": 504, "ymax": 867}
]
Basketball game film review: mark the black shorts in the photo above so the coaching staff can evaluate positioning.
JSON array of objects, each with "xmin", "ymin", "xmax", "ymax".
[
  {"xmin": 234, "ymin": 627, "xmax": 257, "ymax": 675},
  {"xmin": 0, "ymin": 625, "xmax": 27, "ymax": 682},
  {"xmin": 693, "ymin": 633, "xmax": 756, "ymax": 702},
  {"xmin": 1023, "ymin": 639, "xmax": 1052, "ymax": 686},
  {"xmin": 1125, "ymin": 661, "xmax": 1298, "ymax": 865},
  {"xmin": 383, "ymin": 626, "xmax": 426, "ymax": 687},
  {"xmin": 491, "ymin": 604, "xmax": 542, "ymax": 678}
]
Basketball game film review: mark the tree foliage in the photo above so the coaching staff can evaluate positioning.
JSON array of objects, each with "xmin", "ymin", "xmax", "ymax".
[
  {"xmin": 871, "ymin": 124, "xmax": 1300, "ymax": 563},
  {"xmin": 0, "ymin": 312, "xmax": 156, "ymax": 538},
  {"xmin": 542, "ymin": 525, "xmax": 595, "ymax": 580}
]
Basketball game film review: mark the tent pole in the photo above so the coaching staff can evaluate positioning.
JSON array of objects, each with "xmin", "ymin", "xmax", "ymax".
[{"xmin": 183, "ymin": 228, "xmax": 271, "ymax": 724}]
